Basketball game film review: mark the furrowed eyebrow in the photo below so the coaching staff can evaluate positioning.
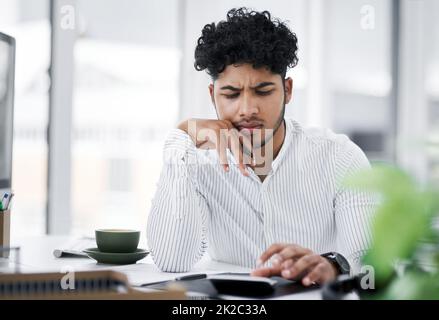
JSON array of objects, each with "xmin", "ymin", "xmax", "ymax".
[
  {"xmin": 250, "ymin": 82, "xmax": 276, "ymax": 90},
  {"xmin": 219, "ymin": 82, "xmax": 275, "ymax": 91},
  {"xmin": 220, "ymin": 85, "xmax": 241, "ymax": 91}
]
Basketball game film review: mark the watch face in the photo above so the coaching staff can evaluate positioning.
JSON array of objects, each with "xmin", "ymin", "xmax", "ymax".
[
  {"xmin": 322, "ymin": 252, "xmax": 351, "ymax": 274},
  {"xmin": 335, "ymin": 254, "xmax": 350, "ymax": 273}
]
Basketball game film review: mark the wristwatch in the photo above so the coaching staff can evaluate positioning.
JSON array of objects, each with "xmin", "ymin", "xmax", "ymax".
[{"xmin": 321, "ymin": 252, "xmax": 351, "ymax": 275}]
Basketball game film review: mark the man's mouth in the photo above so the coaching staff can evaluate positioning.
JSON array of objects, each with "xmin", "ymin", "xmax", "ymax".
[{"xmin": 236, "ymin": 123, "xmax": 263, "ymax": 133}]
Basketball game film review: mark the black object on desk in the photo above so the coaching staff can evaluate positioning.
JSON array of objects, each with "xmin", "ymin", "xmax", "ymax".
[
  {"xmin": 144, "ymin": 273, "xmax": 320, "ymax": 299},
  {"xmin": 321, "ymin": 273, "xmax": 377, "ymax": 300}
]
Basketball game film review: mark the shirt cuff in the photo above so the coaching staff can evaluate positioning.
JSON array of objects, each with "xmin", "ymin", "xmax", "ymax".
[{"xmin": 163, "ymin": 128, "xmax": 197, "ymax": 165}]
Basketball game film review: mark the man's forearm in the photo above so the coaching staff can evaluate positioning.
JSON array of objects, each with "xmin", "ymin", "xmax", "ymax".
[
  {"xmin": 146, "ymin": 129, "xmax": 208, "ymax": 272},
  {"xmin": 147, "ymin": 184, "xmax": 207, "ymax": 272}
]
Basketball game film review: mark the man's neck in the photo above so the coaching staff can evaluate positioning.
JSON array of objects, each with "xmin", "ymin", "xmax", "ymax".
[
  {"xmin": 271, "ymin": 119, "xmax": 286, "ymax": 160},
  {"xmin": 251, "ymin": 120, "xmax": 286, "ymax": 180}
]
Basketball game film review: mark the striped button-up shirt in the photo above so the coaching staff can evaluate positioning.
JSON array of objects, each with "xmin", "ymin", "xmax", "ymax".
[{"xmin": 147, "ymin": 118, "xmax": 375, "ymax": 273}]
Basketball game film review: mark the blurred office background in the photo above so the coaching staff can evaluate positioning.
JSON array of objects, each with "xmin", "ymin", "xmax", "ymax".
[{"xmin": 0, "ymin": 0, "xmax": 438, "ymax": 237}]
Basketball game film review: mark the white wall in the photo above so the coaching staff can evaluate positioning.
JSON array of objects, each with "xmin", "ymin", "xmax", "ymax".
[{"xmin": 77, "ymin": 0, "xmax": 180, "ymax": 47}]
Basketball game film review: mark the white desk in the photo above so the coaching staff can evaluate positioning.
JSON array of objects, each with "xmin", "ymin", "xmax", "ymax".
[{"xmin": 1, "ymin": 236, "xmax": 352, "ymax": 300}]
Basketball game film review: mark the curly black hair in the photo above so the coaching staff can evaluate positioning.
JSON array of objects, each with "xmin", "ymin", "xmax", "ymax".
[{"xmin": 194, "ymin": 7, "xmax": 298, "ymax": 80}]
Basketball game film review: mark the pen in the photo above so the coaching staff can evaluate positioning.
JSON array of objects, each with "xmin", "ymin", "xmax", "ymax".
[
  {"xmin": 6, "ymin": 193, "xmax": 14, "ymax": 210},
  {"xmin": 1, "ymin": 193, "xmax": 9, "ymax": 211},
  {"xmin": 175, "ymin": 273, "xmax": 207, "ymax": 281},
  {"xmin": 139, "ymin": 273, "xmax": 208, "ymax": 287},
  {"xmin": 0, "ymin": 193, "xmax": 7, "ymax": 205}
]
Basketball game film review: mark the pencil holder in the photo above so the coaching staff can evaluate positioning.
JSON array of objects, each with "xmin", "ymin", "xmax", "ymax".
[{"xmin": 0, "ymin": 209, "xmax": 10, "ymax": 258}]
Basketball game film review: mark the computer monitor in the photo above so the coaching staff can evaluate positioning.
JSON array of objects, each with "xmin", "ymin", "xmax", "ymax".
[{"xmin": 0, "ymin": 32, "xmax": 15, "ymax": 192}]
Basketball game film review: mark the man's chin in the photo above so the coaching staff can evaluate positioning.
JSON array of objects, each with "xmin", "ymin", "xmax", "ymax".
[{"xmin": 252, "ymin": 128, "xmax": 274, "ymax": 147}]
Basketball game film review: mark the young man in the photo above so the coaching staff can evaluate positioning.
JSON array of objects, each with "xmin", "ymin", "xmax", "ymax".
[{"xmin": 147, "ymin": 8, "xmax": 375, "ymax": 286}]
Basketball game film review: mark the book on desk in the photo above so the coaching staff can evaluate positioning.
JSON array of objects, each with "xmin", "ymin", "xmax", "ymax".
[{"xmin": 0, "ymin": 270, "xmax": 185, "ymax": 300}]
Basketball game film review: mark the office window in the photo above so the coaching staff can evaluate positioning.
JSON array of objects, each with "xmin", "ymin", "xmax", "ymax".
[
  {"xmin": 107, "ymin": 158, "xmax": 132, "ymax": 192},
  {"xmin": 71, "ymin": 0, "xmax": 180, "ymax": 235},
  {"xmin": 326, "ymin": 0, "xmax": 393, "ymax": 161},
  {"xmin": 0, "ymin": 0, "xmax": 50, "ymax": 236}
]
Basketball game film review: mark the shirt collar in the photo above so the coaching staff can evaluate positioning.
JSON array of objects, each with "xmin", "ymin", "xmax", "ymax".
[{"xmin": 270, "ymin": 118, "xmax": 294, "ymax": 173}]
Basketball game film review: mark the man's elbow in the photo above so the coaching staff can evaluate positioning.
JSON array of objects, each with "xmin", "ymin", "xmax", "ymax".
[
  {"xmin": 146, "ymin": 218, "xmax": 204, "ymax": 272},
  {"xmin": 149, "ymin": 248, "xmax": 195, "ymax": 273}
]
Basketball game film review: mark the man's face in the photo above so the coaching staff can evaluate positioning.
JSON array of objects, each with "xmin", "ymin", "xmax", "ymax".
[{"xmin": 209, "ymin": 63, "xmax": 293, "ymax": 148}]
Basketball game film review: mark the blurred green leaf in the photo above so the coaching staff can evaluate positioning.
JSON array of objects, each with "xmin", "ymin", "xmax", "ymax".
[
  {"xmin": 385, "ymin": 271, "xmax": 439, "ymax": 299},
  {"xmin": 364, "ymin": 193, "xmax": 432, "ymax": 281},
  {"xmin": 344, "ymin": 164, "xmax": 439, "ymax": 283}
]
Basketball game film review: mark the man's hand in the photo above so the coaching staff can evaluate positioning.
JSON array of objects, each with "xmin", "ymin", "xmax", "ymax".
[
  {"xmin": 251, "ymin": 243, "xmax": 338, "ymax": 286},
  {"xmin": 178, "ymin": 118, "xmax": 253, "ymax": 176}
]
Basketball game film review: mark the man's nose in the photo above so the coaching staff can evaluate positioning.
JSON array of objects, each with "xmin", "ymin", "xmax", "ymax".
[{"xmin": 238, "ymin": 92, "xmax": 259, "ymax": 117}]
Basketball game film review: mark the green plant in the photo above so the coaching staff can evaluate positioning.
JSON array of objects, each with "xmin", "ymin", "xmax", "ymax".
[{"xmin": 345, "ymin": 164, "xmax": 439, "ymax": 299}]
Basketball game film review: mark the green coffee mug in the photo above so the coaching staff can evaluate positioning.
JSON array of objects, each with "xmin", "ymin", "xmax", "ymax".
[{"xmin": 95, "ymin": 229, "xmax": 140, "ymax": 253}]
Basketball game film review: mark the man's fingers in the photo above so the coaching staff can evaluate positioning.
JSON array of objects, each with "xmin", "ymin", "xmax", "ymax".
[
  {"xmin": 277, "ymin": 245, "xmax": 311, "ymax": 262},
  {"xmin": 216, "ymin": 128, "xmax": 229, "ymax": 172},
  {"xmin": 229, "ymin": 129, "xmax": 248, "ymax": 176},
  {"xmin": 281, "ymin": 254, "xmax": 321, "ymax": 280},
  {"xmin": 196, "ymin": 127, "xmax": 216, "ymax": 149},
  {"xmin": 280, "ymin": 258, "xmax": 294, "ymax": 269},
  {"xmin": 222, "ymin": 119, "xmax": 235, "ymax": 130},
  {"xmin": 251, "ymin": 266, "xmax": 282, "ymax": 278},
  {"xmin": 302, "ymin": 262, "xmax": 329, "ymax": 286},
  {"xmin": 239, "ymin": 134, "xmax": 253, "ymax": 166},
  {"xmin": 256, "ymin": 243, "xmax": 288, "ymax": 266}
]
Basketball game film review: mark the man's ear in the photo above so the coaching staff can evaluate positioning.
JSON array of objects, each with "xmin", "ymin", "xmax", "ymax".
[
  {"xmin": 208, "ymin": 83, "xmax": 215, "ymax": 105},
  {"xmin": 284, "ymin": 77, "xmax": 293, "ymax": 104}
]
